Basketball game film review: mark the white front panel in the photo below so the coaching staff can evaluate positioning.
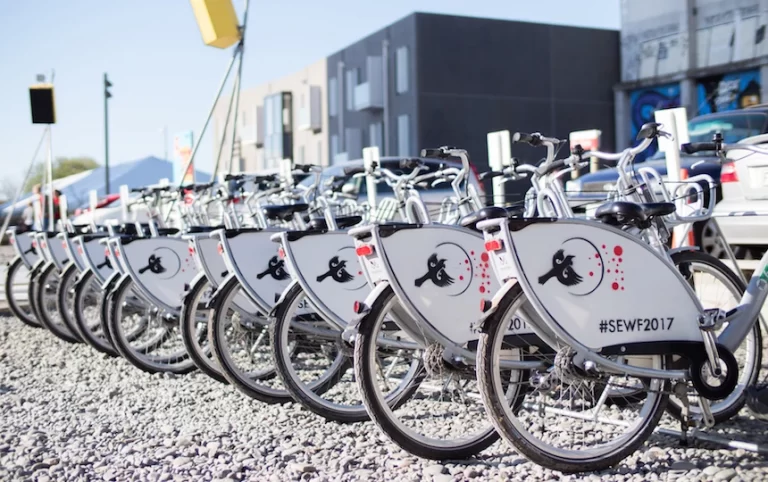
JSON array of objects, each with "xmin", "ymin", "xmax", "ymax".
[
  {"xmin": 222, "ymin": 231, "xmax": 290, "ymax": 310},
  {"xmin": 509, "ymin": 221, "xmax": 703, "ymax": 350},
  {"xmin": 119, "ymin": 237, "xmax": 197, "ymax": 310},
  {"xmin": 12, "ymin": 231, "xmax": 38, "ymax": 268},
  {"xmin": 379, "ymin": 225, "xmax": 530, "ymax": 345},
  {"xmin": 196, "ymin": 237, "xmax": 257, "ymax": 311},
  {"xmin": 81, "ymin": 237, "xmax": 114, "ymax": 280},
  {"xmin": 288, "ymin": 232, "xmax": 369, "ymax": 322}
]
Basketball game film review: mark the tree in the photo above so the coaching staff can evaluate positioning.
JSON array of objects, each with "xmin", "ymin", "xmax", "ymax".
[
  {"xmin": 24, "ymin": 156, "xmax": 100, "ymax": 191},
  {"xmin": 0, "ymin": 178, "xmax": 18, "ymax": 203}
]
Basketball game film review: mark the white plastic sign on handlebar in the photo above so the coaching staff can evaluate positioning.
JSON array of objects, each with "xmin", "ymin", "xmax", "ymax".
[
  {"xmin": 654, "ymin": 107, "xmax": 689, "ymax": 153},
  {"xmin": 487, "ymin": 130, "xmax": 511, "ymax": 206},
  {"xmin": 89, "ymin": 190, "xmax": 98, "ymax": 213},
  {"xmin": 119, "ymin": 185, "xmax": 130, "ymax": 221},
  {"xmin": 363, "ymin": 146, "xmax": 380, "ymax": 209}
]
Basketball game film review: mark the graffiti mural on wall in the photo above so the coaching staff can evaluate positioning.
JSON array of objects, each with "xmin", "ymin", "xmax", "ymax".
[
  {"xmin": 697, "ymin": 69, "xmax": 762, "ymax": 114},
  {"xmin": 629, "ymin": 83, "xmax": 681, "ymax": 159}
]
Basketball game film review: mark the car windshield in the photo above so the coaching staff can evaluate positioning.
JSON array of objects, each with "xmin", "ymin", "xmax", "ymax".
[{"xmin": 649, "ymin": 112, "xmax": 768, "ymax": 159}]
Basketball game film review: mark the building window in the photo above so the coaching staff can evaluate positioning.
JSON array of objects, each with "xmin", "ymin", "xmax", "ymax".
[
  {"xmin": 331, "ymin": 135, "xmax": 339, "ymax": 158},
  {"xmin": 345, "ymin": 69, "xmax": 358, "ymax": 111},
  {"xmin": 369, "ymin": 122, "xmax": 383, "ymax": 150},
  {"xmin": 329, "ymin": 77, "xmax": 338, "ymax": 117},
  {"xmin": 396, "ymin": 47, "xmax": 409, "ymax": 94},
  {"xmin": 397, "ymin": 115, "xmax": 409, "ymax": 156}
]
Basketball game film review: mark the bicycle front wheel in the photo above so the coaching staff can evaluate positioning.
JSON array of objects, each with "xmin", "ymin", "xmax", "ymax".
[{"xmin": 477, "ymin": 283, "xmax": 669, "ymax": 473}]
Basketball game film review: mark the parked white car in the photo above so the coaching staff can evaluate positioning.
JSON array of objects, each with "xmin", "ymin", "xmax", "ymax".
[{"xmin": 712, "ymin": 133, "xmax": 768, "ymax": 258}]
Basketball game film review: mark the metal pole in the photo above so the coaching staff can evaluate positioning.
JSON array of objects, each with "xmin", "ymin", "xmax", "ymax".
[
  {"xmin": 210, "ymin": 69, "xmax": 240, "ymax": 180},
  {"xmin": 176, "ymin": 43, "xmax": 241, "ymax": 189},
  {"xmin": 47, "ymin": 126, "xmax": 55, "ymax": 231},
  {"xmin": 226, "ymin": 0, "xmax": 249, "ymax": 175},
  {"xmin": 104, "ymin": 73, "xmax": 111, "ymax": 194},
  {"xmin": 0, "ymin": 128, "xmax": 48, "ymax": 245},
  {"xmin": 227, "ymin": 50, "xmax": 245, "ymax": 174}
]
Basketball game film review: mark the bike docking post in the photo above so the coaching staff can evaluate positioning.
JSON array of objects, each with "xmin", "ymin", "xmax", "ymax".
[
  {"xmin": 487, "ymin": 130, "xmax": 511, "ymax": 207},
  {"xmin": 363, "ymin": 146, "xmax": 380, "ymax": 210}
]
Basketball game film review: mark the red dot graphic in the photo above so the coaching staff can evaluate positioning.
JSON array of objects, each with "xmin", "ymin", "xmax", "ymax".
[
  {"xmin": 481, "ymin": 273, "xmax": 486, "ymax": 278},
  {"xmin": 589, "ymin": 271, "xmax": 594, "ymax": 277},
  {"xmin": 612, "ymin": 258, "xmax": 615, "ymax": 262},
  {"xmin": 602, "ymin": 244, "xmax": 606, "ymax": 249},
  {"xmin": 484, "ymin": 263, "xmax": 489, "ymax": 269},
  {"xmin": 479, "ymin": 286, "xmax": 486, "ymax": 293},
  {"xmin": 612, "ymin": 282, "xmax": 619, "ymax": 290},
  {"xmin": 358, "ymin": 271, "xmax": 363, "ymax": 275},
  {"xmin": 464, "ymin": 259, "xmax": 469, "ymax": 264},
  {"xmin": 621, "ymin": 277, "xmax": 624, "ymax": 281},
  {"xmin": 595, "ymin": 253, "xmax": 600, "ymax": 259},
  {"xmin": 621, "ymin": 287, "xmax": 625, "ymax": 291},
  {"xmin": 597, "ymin": 263, "xmax": 601, "ymax": 267},
  {"xmin": 618, "ymin": 258, "xmax": 622, "ymax": 263},
  {"xmin": 607, "ymin": 269, "xmax": 610, "ymax": 273},
  {"xmin": 481, "ymin": 252, "xmax": 489, "ymax": 262},
  {"xmin": 470, "ymin": 251, "xmax": 475, "ymax": 256},
  {"xmin": 467, "ymin": 268, "xmax": 471, "ymax": 272},
  {"xmin": 614, "ymin": 246, "xmax": 623, "ymax": 256},
  {"xmin": 459, "ymin": 275, "xmax": 464, "ymax": 281}
]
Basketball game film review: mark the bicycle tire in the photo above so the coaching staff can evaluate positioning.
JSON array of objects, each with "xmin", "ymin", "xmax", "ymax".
[
  {"xmin": 270, "ymin": 282, "xmax": 367, "ymax": 423},
  {"xmin": 180, "ymin": 273, "xmax": 228, "ymax": 384},
  {"xmin": 207, "ymin": 275, "xmax": 293, "ymax": 404},
  {"xmin": 73, "ymin": 269, "xmax": 119, "ymax": 357},
  {"xmin": 354, "ymin": 285, "xmax": 493, "ymax": 460},
  {"xmin": 477, "ymin": 282, "xmax": 669, "ymax": 473},
  {"xmin": 4, "ymin": 256, "xmax": 40, "ymax": 327},
  {"xmin": 56, "ymin": 263, "xmax": 83, "ymax": 342},
  {"xmin": 35, "ymin": 262, "xmax": 80, "ymax": 343}
]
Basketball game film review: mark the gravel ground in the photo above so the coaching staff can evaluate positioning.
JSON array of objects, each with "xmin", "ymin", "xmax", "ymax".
[{"xmin": 2, "ymin": 316, "xmax": 768, "ymax": 481}]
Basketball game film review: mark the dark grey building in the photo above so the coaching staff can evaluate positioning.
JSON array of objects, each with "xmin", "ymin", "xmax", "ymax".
[{"xmin": 326, "ymin": 12, "xmax": 620, "ymax": 198}]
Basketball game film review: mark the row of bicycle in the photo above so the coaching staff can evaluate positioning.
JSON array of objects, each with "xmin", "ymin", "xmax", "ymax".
[{"xmin": 4, "ymin": 123, "xmax": 767, "ymax": 473}]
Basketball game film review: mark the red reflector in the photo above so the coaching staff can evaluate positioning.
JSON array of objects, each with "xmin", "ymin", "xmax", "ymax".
[
  {"xmin": 105, "ymin": 248, "xmax": 110, "ymax": 257},
  {"xmin": 217, "ymin": 243, "xmax": 224, "ymax": 255},
  {"xmin": 9, "ymin": 238, "xmax": 14, "ymax": 244},
  {"xmin": 721, "ymin": 161, "xmax": 739, "ymax": 183},
  {"xmin": 485, "ymin": 239, "xmax": 503, "ymax": 252},
  {"xmin": 115, "ymin": 249, "xmax": 120, "ymax": 258},
  {"xmin": 62, "ymin": 241, "xmax": 67, "ymax": 249},
  {"xmin": 41, "ymin": 241, "xmax": 47, "ymax": 249},
  {"xmin": 356, "ymin": 244, "xmax": 374, "ymax": 257},
  {"xmin": 188, "ymin": 245, "xmax": 195, "ymax": 256},
  {"xmin": 278, "ymin": 247, "xmax": 285, "ymax": 259},
  {"xmin": 480, "ymin": 299, "xmax": 492, "ymax": 313},
  {"xmin": 77, "ymin": 246, "xmax": 83, "ymax": 255},
  {"xmin": 31, "ymin": 241, "xmax": 36, "ymax": 248},
  {"xmin": 353, "ymin": 300, "xmax": 366, "ymax": 314}
]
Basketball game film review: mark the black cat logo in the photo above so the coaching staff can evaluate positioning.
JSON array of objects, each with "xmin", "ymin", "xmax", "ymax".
[
  {"xmin": 538, "ymin": 249, "xmax": 582, "ymax": 287},
  {"xmin": 138, "ymin": 254, "xmax": 166, "ymax": 275},
  {"xmin": 415, "ymin": 253, "xmax": 454, "ymax": 288},
  {"xmin": 96, "ymin": 256, "xmax": 112, "ymax": 270},
  {"xmin": 317, "ymin": 256, "xmax": 354, "ymax": 283},
  {"xmin": 257, "ymin": 256, "xmax": 290, "ymax": 281},
  {"xmin": 23, "ymin": 245, "xmax": 37, "ymax": 256}
]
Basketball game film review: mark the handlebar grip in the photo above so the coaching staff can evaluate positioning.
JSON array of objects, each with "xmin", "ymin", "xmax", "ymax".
[
  {"xmin": 224, "ymin": 174, "xmax": 244, "ymax": 181},
  {"xmin": 512, "ymin": 132, "xmax": 541, "ymax": 146},
  {"xmin": 420, "ymin": 148, "xmax": 442, "ymax": 158},
  {"xmin": 681, "ymin": 142, "xmax": 718, "ymax": 154},
  {"xmin": 399, "ymin": 158, "xmax": 424, "ymax": 169},
  {"xmin": 343, "ymin": 166, "xmax": 366, "ymax": 176},
  {"xmin": 478, "ymin": 171, "xmax": 504, "ymax": 181},
  {"xmin": 130, "ymin": 187, "xmax": 145, "ymax": 193}
]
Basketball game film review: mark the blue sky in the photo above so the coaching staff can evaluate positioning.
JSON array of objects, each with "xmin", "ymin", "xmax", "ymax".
[{"xmin": 0, "ymin": 1, "xmax": 620, "ymax": 184}]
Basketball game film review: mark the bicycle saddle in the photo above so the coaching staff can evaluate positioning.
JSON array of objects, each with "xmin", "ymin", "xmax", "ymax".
[
  {"xmin": 262, "ymin": 203, "xmax": 310, "ymax": 222},
  {"xmin": 185, "ymin": 225, "xmax": 225, "ymax": 234},
  {"xmin": 594, "ymin": 201, "xmax": 675, "ymax": 227},
  {"xmin": 308, "ymin": 215, "xmax": 363, "ymax": 231},
  {"xmin": 459, "ymin": 206, "xmax": 511, "ymax": 232}
]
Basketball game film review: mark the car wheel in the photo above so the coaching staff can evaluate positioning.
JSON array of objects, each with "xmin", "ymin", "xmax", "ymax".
[{"xmin": 695, "ymin": 219, "xmax": 727, "ymax": 259}]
